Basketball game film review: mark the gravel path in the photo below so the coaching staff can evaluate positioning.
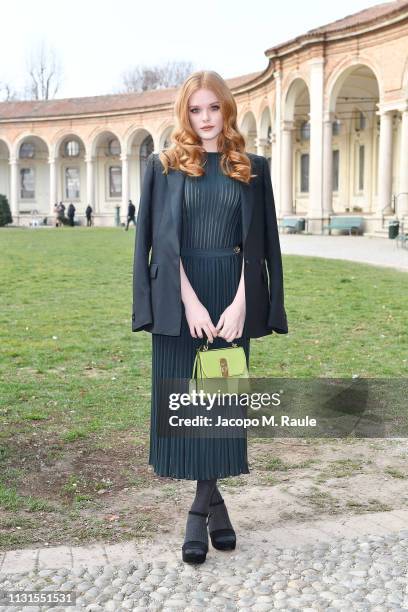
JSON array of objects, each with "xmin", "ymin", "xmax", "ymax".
[
  {"xmin": 1, "ymin": 510, "xmax": 408, "ymax": 611},
  {"xmin": 279, "ymin": 234, "xmax": 408, "ymax": 272}
]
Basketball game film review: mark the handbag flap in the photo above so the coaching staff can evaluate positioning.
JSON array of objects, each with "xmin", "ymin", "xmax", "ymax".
[{"xmin": 198, "ymin": 347, "xmax": 248, "ymax": 378}]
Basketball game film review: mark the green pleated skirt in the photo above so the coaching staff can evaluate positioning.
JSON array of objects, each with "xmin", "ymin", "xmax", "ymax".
[{"xmin": 149, "ymin": 247, "xmax": 251, "ymax": 479}]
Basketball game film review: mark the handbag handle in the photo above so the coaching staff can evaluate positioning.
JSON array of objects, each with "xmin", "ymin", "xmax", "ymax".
[
  {"xmin": 191, "ymin": 336, "xmax": 239, "ymax": 381},
  {"xmin": 199, "ymin": 332, "xmax": 238, "ymax": 352}
]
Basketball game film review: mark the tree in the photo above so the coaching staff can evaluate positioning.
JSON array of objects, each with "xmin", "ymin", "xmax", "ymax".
[
  {"xmin": 0, "ymin": 81, "xmax": 19, "ymax": 102},
  {"xmin": 118, "ymin": 60, "xmax": 194, "ymax": 93},
  {"xmin": 24, "ymin": 40, "xmax": 63, "ymax": 100},
  {"xmin": 0, "ymin": 195, "xmax": 12, "ymax": 226}
]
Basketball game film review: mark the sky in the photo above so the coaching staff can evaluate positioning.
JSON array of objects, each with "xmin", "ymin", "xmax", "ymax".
[{"xmin": 0, "ymin": 0, "xmax": 388, "ymax": 100}]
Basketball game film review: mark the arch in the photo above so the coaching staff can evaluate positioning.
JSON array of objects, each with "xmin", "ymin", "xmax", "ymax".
[
  {"xmin": 239, "ymin": 110, "xmax": 257, "ymax": 152},
  {"xmin": 259, "ymin": 104, "xmax": 273, "ymax": 138},
  {"xmin": 283, "ymin": 77, "xmax": 310, "ymax": 122},
  {"xmin": 239, "ymin": 110, "xmax": 257, "ymax": 132},
  {"xmin": 123, "ymin": 127, "xmax": 155, "ymax": 156},
  {"xmin": 51, "ymin": 130, "xmax": 87, "ymax": 159},
  {"xmin": 0, "ymin": 137, "xmax": 12, "ymax": 157},
  {"xmin": 326, "ymin": 58, "xmax": 382, "ymax": 112},
  {"xmin": 12, "ymin": 133, "xmax": 50, "ymax": 159},
  {"xmin": 88, "ymin": 127, "xmax": 123, "ymax": 158},
  {"xmin": 158, "ymin": 124, "xmax": 174, "ymax": 151},
  {"xmin": 282, "ymin": 71, "xmax": 310, "ymax": 104}
]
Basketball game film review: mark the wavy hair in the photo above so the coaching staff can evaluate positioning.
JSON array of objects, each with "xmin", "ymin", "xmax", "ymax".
[{"xmin": 158, "ymin": 70, "xmax": 257, "ymax": 184}]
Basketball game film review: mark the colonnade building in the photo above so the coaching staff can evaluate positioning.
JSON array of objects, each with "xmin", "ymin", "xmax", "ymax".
[{"xmin": 1, "ymin": 0, "xmax": 408, "ymax": 235}]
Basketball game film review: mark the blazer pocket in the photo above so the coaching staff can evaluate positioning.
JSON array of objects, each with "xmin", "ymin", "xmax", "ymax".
[{"xmin": 149, "ymin": 263, "xmax": 158, "ymax": 278}]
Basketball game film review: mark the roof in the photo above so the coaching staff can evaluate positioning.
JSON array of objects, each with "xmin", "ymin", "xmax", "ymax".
[
  {"xmin": 308, "ymin": 0, "xmax": 408, "ymax": 34},
  {"xmin": 0, "ymin": 70, "xmax": 263, "ymax": 121},
  {"xmin": 265, "ymin": 0, "xmax": 408, "ymax": 53}
]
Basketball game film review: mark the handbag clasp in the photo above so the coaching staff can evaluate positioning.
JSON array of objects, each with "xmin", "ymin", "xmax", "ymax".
[{"xmin": 220, "ymin": 357, "xmax": 229, "ymax": 377}]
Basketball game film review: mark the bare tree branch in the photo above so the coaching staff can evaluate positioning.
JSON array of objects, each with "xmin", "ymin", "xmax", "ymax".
[
  {"xmin": 23, "ymin": 40, "xmax": 63, "ymax": 100},
  {"xmin": 0, "ymin": 81, "xmax": 20, "ymax": 101},
  {"xmin": 116, "ymin": 60, "xmax": 194, "ymax": 93}
]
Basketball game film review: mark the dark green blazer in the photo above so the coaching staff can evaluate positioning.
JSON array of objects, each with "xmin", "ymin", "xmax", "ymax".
[{"xmin": 132, "ymin": 152, "xmax": 288, "ymax": 338}]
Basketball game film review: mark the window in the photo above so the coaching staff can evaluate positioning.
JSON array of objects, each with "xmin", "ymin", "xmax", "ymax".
[
  {"xmin": 65, "ymin": 167, "xmax": 80, "ymax": 199},
  {"xmin": 300, "ymin": 121, "xmax": 310, "ymax": 141},
  {"xmin": 359, "ymin": 112, "xmax": 366, "ymax": 131},
  {"xmin": 300, "ymin": 153, "xmax": 309, "ymax": 193},
  {"xmin": 20, "ymin": 168, "xmax": 35, "ymax": 198},
  {"xmin": 333, "ymin": 150, "xmax": 339, "ymax": 192},
  {"xmin": 358, "ymin": 145, "xmax": 365, "ymax": 191},
  {"xmin": 332, "ymin": 119, "xmax": 341, "ymax": 136},
  {"xmin": 19, "ymin": 143, "xmax": 35, "ymax": 159},
  {"xmin": 108, "ymin": 139, "xmax": 121, "ymax": 156},
  {"xmin": 109, "ymin": 166, "xmax": 122, "ymax": 197},
  {"xmin": 65, "ymin": 140, "xmax": 80, "ymax": 157}
]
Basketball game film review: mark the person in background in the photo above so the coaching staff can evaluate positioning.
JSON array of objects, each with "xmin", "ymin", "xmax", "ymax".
[
  {"xmin": 53, "ymin": 202, "xmax": 59, "ymax": 227},
  {"xmin": 57, "ymin": 202, "xmax": 65, "ymax": 227},
  {"xmin": 125, "ymin": 199, "xmax": 136, "ymax": 230},
  {"xmin": 85, "ymin": 205, "xmax": 93, "ymax": 227},
  {"xmin": 67, "ymin": 202, "xmax": 76, "ymax": 227}
]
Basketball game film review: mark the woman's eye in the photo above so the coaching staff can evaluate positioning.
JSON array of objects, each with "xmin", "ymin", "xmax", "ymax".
[{"xmin": 190, "ymin": 106, "xmax": 220, "ymax": 113}]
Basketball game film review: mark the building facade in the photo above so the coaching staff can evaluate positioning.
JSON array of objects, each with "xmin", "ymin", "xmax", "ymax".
[{"xmin": 1, "ymin": 0, "xmax": 408, "ymax": 234}]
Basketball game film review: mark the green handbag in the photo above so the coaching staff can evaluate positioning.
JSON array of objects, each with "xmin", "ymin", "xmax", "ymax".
[{"xmin": 188, "ymin": 338, "xmax": 250, "ymax": 397}]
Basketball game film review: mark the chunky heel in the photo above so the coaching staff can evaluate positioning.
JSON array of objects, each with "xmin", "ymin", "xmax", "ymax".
[
  {"xmin": 182, "ymin": 510, "xmax": 209, "ymax": 564},
  {"xmin": 208, "ymin": 498, "xmax": 236, "ymax": 550}
]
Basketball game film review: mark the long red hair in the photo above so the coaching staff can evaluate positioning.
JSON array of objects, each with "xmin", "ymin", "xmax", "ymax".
[{"xmin": 158, "ymin": 70, "xmax": 257, "ymax": 184}]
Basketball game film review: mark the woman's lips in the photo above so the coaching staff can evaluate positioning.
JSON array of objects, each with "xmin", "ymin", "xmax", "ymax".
[{"xmin": 201, "ymin": 126, "xmax": 214, "ymax": 130}]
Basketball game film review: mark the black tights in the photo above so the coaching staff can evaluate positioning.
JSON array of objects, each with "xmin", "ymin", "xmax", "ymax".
[{"xmin": 190, "ymin": 478, "xmax": 217, "ymax": 515}]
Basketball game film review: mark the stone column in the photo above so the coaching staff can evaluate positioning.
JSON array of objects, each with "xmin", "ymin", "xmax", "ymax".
[
  {"xmin": 121, "ymin": 153, "xmax": 129, "ymax": 217},
  {"xmin": 9, "ymin": 157, "xmax": 18, "ymax": 218},
  {"xmin": 274, "ymin": 69, "xmax": 282, "ymax": 215},
  {"xmin": 256, "ymin": 137, "xmax": 269, "ymax": 158},
  {"xmin": 85, "ymin": 155, "xmax": 95, "ymax": 213},
  {"xmin": 48, "ymin": 157, "xmax": 57, "ymax": 216},
  {"xmin": 323, "ymin": 112, "xmax": 334, "ymax": 216},
  {"xmin": 281, "ymin": 120, "xmax": 294, "ymax": 215},
  {"xmin": 398, "ymin": 108, "xmax": 408, "ymax": 218},
  {"xmin": 377, "ymin": 110, "xmax": 393, "ymax": 216},
  {"xmin": 309, "ymin": 57, "xmax": 324, "ymax": 220},
  {"xmin": 271, "ymin": 131, "xmax": 277, "ymax": 194}
]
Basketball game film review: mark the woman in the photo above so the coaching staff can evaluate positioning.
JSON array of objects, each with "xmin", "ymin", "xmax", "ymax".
[{"xmin": 132, "ymin": 70, "xmax": 288, "ymax": 564}]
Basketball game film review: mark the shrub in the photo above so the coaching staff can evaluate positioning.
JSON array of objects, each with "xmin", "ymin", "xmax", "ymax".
[{"xmin": 0, "ymin": 194, "xmax": 12, "ymax": 227}]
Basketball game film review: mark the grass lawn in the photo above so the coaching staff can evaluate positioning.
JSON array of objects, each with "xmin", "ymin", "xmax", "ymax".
[{"xmin": 0, "ymin": 227, "xmax": 407, "ymax": 550}]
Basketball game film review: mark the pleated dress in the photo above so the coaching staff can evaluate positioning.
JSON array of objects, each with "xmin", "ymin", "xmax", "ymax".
[{"xmin": 149, "ymin": 152, "xmax": 251, "ymax": 480}]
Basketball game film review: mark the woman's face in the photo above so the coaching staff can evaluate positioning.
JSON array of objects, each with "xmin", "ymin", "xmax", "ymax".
[{"xmin": 188, "ymin": 88, "xmax": 223, "ymax": 150}]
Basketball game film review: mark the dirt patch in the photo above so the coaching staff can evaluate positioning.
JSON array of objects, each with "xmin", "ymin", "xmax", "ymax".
[{"xmin": 1, "ymin": 433, "xmax": 407, "ymax": 551}]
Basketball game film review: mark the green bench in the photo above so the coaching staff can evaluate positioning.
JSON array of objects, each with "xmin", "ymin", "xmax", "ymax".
[
  {"xmin": 279, "ymin": 217, "xmax": 305, "ymax": 233},
  {"xmin": 323, "ymin": 216, "xmax": 364, "ymax": 236}
]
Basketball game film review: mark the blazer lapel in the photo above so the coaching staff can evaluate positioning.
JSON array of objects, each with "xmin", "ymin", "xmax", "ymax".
[{"xmin": 166, "ymin": 166, "xmax": 255, "ymax": 251}]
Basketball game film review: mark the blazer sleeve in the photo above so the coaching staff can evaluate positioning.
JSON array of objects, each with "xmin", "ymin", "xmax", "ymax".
[
  {"xmin": 132, "ymin": 152, "xmax": 155, "ymax": 332},
  {"xmin": 262, "ymin": 156, "xmax": 289, "ymax": 334}
]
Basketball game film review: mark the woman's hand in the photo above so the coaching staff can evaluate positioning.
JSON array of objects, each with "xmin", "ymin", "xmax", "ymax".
[
  {"xmin": 180, "ymin": 259, "xmax": 218, "ymax": 341},
  {"xmin": 215, "ymin": 295, "xmax": 246, "ymax": 342},
  {"xmin": 184, "ymin": 297, "xmax": 218, "ymax": 342}
]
